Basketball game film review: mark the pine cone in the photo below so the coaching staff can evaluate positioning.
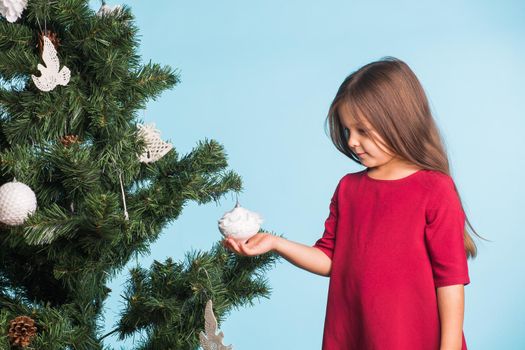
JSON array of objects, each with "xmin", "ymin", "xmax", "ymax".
[
  {"xmin": 8, "ymin": 315, "xmax": 37, "ymax": 348},
  {"xmin": 37, "ymin": 30, "xmax": 61, "ymax": 54},
  {"xmin": 60, "ymin": 134, "xmax": 80, "ymax": 147}
]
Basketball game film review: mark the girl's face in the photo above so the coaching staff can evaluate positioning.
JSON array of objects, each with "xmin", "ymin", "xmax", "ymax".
[{"xmin": 338, "ymin": 104, "xmax": 401, "ymax": 170}]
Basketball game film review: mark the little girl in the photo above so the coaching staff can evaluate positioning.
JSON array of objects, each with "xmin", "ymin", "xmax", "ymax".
[{"xmin": 222, "ymin": 57, "xmax": 480, "ymax": 350}]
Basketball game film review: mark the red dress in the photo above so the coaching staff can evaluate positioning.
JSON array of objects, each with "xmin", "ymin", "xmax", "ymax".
[{"xmin": 312, "ymin": 168, "xmax": 470, "ymax": 350}]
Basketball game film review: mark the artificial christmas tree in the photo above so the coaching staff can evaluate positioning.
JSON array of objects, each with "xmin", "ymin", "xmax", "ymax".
[{"xmin": 0, "ymin": 1, "xmax": 280, "ymax": 349}]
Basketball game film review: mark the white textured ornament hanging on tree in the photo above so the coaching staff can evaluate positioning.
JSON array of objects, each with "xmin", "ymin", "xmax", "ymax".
[
  {"xmin": 0, "ymin": 0, "xmax": 28, "ymax": 23},
  {"xmin": 137, "ymin": 123, "xmax": 173, "ymax": 163},
  {"xmin": 199, "ymin": 299, "xmax": 233, "ymax": 350},
  {"xmin": 218, "ymin": 199, "xmax": 263, "ymax": 241},
  {"xmin": 31, "ymin": 36, "xmax": 71, "ymax": 92},
  {"xmin": 0, "ymin": 179, "xmax": 37, "ymax": 226}
]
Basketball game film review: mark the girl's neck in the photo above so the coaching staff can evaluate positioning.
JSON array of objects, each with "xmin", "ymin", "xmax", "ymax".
[{"xmin": 366, "ymin": 160, "xmax": 422, "ymax": 181}]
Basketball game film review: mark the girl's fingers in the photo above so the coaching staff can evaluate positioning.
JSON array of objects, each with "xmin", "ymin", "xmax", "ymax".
[
  {"xmin": 226, "ymin": 238, "xmax": 244, "ymax": 256},
  {"xmin": 238, "ymin": 241, "xmax": 249, "ymax": 255},
  {"xmin": 223, "ymin": 237, "xmax": 258, "ymax": 257},
  {"xmin": 233, "ymin": 239, "xmax": 252, "ymax": 256},
  {"xmin": 235, "ymin": 240, "xmax": 247, "ymax": 254}
]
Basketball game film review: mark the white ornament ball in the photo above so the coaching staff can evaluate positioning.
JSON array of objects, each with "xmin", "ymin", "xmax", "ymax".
[
  {"xmin": 218, "ymin": 200, "xmax": 263, "ymax": 241},
  {"xmin": 0, "ymin": 180, "xmax": 37, "ymax": 226}
]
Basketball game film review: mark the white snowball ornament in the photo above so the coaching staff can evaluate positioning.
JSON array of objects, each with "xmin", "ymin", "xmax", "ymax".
[
  {"xmin": 0, "ymin": 179, "xmax": 37, "ymax": 226},
  {"xmin": 0, "ymin": 0, "xmax": 28, "ymax": 23},
  {"xmin": 218, "ymin": 199, "xmax": 263, "ymax": 241}
]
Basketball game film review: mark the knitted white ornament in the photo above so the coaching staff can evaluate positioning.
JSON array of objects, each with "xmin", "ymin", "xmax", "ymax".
[
  {"xmin": 137, "ymin": 123, "xmax": 173, "ymax": 163},
  {"xmin": 31, "ymin": 36, "xmax": 71, "ymax": 92},
  {"xmin": 0, "ymin": 180, "xmax": 37, "ymax": 226},
  {"xmin": 199, "ymin": 299, "xmax": 233, "ymax": 350},
  {"xmin": 218, "ymin": 200, "xmax": 263, "ymax": 241},
  {"xmin": 0, "ymin": 0, "xmax": 28, "ymax": 23}
]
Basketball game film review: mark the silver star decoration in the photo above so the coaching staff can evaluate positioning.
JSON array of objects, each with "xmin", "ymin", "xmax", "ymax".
[{"xmin": 199, "ymin": 299, "xmax": 233, "ymax": 350}]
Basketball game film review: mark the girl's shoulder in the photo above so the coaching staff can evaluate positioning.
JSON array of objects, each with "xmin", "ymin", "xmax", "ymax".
[
  {"xmin": 420, "ymin": 169, "xmax": 454, "ymax": 185},
  {"xmin": 421, "ymin": 169, "xmax": 457, "ymax": 190},
  {"xmin": 418, "ymin": 170, "xmax": 462, "ymax": 210},
  {"xmin": 343, "ymin": 169, "xmax": 366, "ymax": 181}
]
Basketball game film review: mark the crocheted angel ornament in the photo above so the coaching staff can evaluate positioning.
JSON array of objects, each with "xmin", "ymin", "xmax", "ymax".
[{"xmin": 31, "ymin": 36, "xmax": 70, "ymax": 91}]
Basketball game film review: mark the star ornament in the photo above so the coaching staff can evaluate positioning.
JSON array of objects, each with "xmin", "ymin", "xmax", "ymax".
[
  {"xmin": 137, "ymin": 123, "xmax": 173, "ymax": 163},
  {"xmin": 31, "ymin": 36, "xmax": 71, "ymax": 92},
  {"xmin": 199, "ymin": 299, "xmax": 233, "ymax": 350}
]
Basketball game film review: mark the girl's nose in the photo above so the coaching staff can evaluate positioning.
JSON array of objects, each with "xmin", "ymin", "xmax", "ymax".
[{"xmin": 348, "ymin": 137, "xmax": 360, "ymax": 149}]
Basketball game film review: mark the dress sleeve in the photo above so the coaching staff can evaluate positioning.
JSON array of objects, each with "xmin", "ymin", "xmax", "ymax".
[
  {"xmin": 424, "ymin": 176, "xmax": 470, "ymax": 288},
  {"xmin": 312, "ymin": 179, "xmax": 341, "ymax": 260}
]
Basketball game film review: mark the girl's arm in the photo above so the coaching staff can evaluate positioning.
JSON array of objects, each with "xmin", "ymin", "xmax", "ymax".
[
  {"xmin": 223, "ymin": 234, "xmax": 332, "ymax": 277},
  {"xmin": 274, "ymin": 236, "xmax": 332, "ymax": 277},
  {"xmin": 436, "ymin": 284, "xmax": 465, "ymax": 350}
]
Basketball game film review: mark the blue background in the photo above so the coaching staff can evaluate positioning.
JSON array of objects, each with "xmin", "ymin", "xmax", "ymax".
[{"xmin": 86, "ymin": 0, "xmax": 524, "ymax": 349}]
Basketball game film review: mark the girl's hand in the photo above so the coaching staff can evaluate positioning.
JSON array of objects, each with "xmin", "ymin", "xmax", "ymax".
[{"xmin": 222, "ymin": 232, "xmax": 277, "ymax": 257}]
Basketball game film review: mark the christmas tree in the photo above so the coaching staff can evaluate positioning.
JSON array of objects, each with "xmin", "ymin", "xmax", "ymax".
[{"xmin": 0, "ymin": 1, "xmax": 279, "ymax": 349}]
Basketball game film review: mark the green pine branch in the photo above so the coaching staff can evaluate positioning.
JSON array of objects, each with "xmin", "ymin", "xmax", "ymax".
[
  {"xmin": 115, "ymin": 237, "xmax": 282, "ymax": 349},
  {"xmin": 0, "ymin": 1, "xmax": 278, "ymax": 348}
]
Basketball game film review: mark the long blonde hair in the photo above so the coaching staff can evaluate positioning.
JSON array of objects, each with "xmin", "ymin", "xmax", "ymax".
[{"xmin": 326, "ymin": 56, "xmax": 487, "ymax": 259}]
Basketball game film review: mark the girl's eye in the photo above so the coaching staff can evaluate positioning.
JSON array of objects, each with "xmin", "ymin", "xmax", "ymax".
[{"xmin": 343, "ymin": 127, "xmax": 367, "ymax": 137}]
